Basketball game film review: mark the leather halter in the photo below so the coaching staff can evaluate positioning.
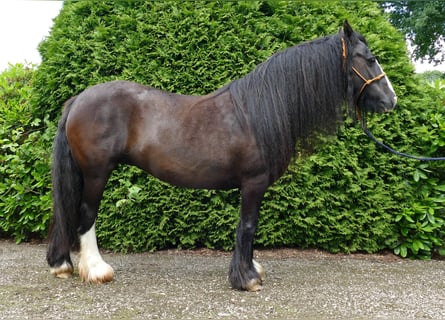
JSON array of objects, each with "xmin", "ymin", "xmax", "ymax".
[
  {"xmin": 341, "ymin": 38, "xmax": 445, "ymax": 160},
  {"xmin": 341, "ymin": 38, "xmax": 386, "ymax": 119},
  {"xmin": 352, "ymin": 66, "xmax": 386, "ymax": 106}
]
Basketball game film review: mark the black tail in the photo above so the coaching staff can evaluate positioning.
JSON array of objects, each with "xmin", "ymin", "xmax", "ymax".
[{"xmin": 47, "ymin": 96, "xmax": 83, "ymax": 268}]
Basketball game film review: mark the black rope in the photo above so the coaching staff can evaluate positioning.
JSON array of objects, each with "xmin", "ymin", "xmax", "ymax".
[{"xmin": 361, "ymin": 119, "xmax": 445, "ymax": 161}]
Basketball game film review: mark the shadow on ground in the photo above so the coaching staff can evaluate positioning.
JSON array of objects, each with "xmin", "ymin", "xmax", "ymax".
[{"xmin": 0, "ymin": 240, "xmax": 444, "ymax": 319}]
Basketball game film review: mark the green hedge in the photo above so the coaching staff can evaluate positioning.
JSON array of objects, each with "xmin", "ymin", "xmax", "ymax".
[
  {"xmin": 0, "ymin": 64, "xmax": 55, "ymax": 241},
  {"xmin": 1, "ymin": 1, "xmax": 443, "ymax": 258}
]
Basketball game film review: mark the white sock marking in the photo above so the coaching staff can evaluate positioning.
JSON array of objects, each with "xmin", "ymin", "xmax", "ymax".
[{"xmin": 79, "ymin": 222, "xmax": 114, "ymax": 283}]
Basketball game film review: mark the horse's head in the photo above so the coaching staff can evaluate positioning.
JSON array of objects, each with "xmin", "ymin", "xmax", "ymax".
[{"xmin": 342, "ymin": 20, "xmax": 397, "ymax": 115}]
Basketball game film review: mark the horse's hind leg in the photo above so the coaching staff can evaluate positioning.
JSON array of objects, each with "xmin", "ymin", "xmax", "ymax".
[
  {"xmin": 229, "ymin": 177, "xmax": 268, "ymax": 291},
  {"xmin": 77, "ymin": 173, "xmax": 114, "ymax": 283}
]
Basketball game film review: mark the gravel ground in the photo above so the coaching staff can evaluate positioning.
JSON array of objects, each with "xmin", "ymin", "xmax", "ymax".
[{"xmin": 0, "ymin": 240, "xmax": 444, "ymax": 319}]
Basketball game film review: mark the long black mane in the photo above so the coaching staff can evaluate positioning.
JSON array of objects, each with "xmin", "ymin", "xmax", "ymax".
[{"xmin": 229, "ymin": 33, "xmax": 350, "ymax": 181}]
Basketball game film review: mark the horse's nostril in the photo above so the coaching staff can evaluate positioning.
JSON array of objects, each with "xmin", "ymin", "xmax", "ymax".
[{"xmin": 377, "ymin": 99, "xmax": 396, "ymax": 113}]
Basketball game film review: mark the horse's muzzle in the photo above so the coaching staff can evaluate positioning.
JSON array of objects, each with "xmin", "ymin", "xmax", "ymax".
[{"xmin": 378, "ymin": 95, "xmax": 397, "ymax": 113}]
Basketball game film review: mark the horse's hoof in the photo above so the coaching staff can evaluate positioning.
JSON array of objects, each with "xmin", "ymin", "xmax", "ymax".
[
  {"xmin": 50, "ymin": 261, "xmax": 74, "ymax": 279},
  {"xmin": 79, "ymin": 259, "xmax": 114, "ymax": 284},
  {"xmin": 245, "ymin": 260, "xmax": 265, "ymax": 291},
  {"xmin": 229, "ymin": 259, "xmax": 266, "ymax": 291},
  {"xmin": 245, "ymin": 278, "xmax": 263, "ymax": 292}
]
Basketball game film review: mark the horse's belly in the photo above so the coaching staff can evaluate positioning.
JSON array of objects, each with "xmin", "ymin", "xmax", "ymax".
[{"xmin": 137, "ymin": 152, "xmax": 240, "ymax": 190}]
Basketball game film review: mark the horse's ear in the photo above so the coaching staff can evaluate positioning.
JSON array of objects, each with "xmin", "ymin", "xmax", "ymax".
[{"xmin": 343, "ymin": 20, "xmax": 354, "ymax": 39}]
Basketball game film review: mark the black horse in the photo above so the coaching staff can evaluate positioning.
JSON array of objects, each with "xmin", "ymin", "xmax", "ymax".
[{"xmin": 47, "ymin": 21, "xmax": 396, "ymax": 291}]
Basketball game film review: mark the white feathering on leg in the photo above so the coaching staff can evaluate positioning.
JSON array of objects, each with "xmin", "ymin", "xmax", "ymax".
[
  {"xmin": 78, "ymin": 222, "xmax": 114, "ymax": 283},
  {"xmin": 244, "ymin": 259, "xmax": 266, "ymax": 291},
  {"xmin": 253, "ymin": 259, "xmax": 265, "ymax": 281},
  {"xmin": 50, "ymin": 261, "xmax": 73, "ymax": 279}
]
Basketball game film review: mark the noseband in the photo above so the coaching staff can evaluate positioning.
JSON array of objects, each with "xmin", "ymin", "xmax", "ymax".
[{"xmin": 351, "ymin": 66, "xmax": 386, "ymax": 107}]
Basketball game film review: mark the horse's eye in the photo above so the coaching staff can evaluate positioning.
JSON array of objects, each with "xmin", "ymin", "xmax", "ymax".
[{"xmin": 368, "ymin": 57, "xmax": 376, "ymax": 64}]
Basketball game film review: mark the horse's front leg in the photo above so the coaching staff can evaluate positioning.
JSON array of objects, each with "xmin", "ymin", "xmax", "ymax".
[{"xmin": 229, "ymin": 178, "xmax": 268, "ymax": 291}]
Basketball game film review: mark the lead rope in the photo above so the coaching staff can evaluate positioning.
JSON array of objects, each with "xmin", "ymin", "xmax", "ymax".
[
  {"xmin": 360, "ymin": 117, "xmax": 445, "ymax": 161},
  {"xmin": 341, "ymin": 37, "xmax": 445, "ymax": 161}
]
